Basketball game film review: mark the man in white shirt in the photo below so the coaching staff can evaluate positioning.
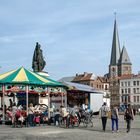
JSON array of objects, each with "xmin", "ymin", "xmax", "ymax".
[{"xmin": 100, "ymin": 102, "xmax": 109, "ymax": 132}]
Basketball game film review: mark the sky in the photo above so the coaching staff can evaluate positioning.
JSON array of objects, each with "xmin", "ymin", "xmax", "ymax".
[{"xmin": 0, "ymin": 0, "xmax": 140, "ymax": 80}]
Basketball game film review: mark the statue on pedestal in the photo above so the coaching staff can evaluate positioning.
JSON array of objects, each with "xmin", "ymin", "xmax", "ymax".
[{"xmin": 32, "ymin": 42, "xmax": 46, "ymax": 72}]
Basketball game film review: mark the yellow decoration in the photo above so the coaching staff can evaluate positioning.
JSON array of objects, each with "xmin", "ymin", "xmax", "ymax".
[{"xmin": 13, "ymin": 67, "xmax": 28, "ymax": 81}]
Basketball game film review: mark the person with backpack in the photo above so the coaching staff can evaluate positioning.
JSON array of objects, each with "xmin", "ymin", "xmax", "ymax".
[
  {"xmin": 111, "ymin": 106, "xmax": 119, "ymax": 133},
  {"xmin": 124, "ymin": 104, "xmax": 134, "ymax": 133},
  {"xmin": 99, "ymin": 102, "xmax": 109, "ymax": 132}
]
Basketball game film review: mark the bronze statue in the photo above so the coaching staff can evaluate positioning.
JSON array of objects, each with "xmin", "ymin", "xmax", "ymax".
[{"xmin": 32, "ymin": 42, "xmax": 46, "ymax": 72}]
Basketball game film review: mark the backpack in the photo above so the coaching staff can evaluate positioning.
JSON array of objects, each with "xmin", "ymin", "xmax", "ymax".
[
  {"xmin": 125, "ymin": 108, "xmax": 132, "ymax": 119},
  {"xmin": 15, "ymin": 110, "xmax": 21, "ymax": 118},
  {"xmin": 102, "ymin": 106, "xmax": 108, "ymax": 117}
]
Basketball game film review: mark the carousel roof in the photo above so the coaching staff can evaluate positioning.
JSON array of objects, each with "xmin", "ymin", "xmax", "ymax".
[{"xmin": 0, "ymin": 67, "xmax": 64, "ymax": 86}]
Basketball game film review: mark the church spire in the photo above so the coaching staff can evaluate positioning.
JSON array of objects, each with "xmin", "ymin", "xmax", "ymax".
[
  {"xmin": 119, "ymin": 45, "xmax": 131, "ymax": 65},
  {"xmin": 110, "ymin": 13, "xmax": 121, "ymax": 66}
]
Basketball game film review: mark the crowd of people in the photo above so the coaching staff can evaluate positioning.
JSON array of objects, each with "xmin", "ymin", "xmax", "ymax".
[
  {"xmin": 2, "ymin": 103, "xmax": 48, "ymax": 127},
  {"xmin": 0, "ymin": 103, "xmax": 92, "ymax": 128},
  {"xmin": 99, "ymin": 102, "xmax": 135, "ymax": 133},
  {"xmin": 0, "ymin": 102, "xmax": 136, "ymax": 133}
]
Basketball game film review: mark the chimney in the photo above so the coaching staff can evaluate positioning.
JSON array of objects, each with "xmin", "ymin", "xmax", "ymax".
[
  {"xmin": 84, "ymin": 72, "xmax": 88, "ymax": 76},
  {"xmin": 76, "ymin": 73, "xmax": 78, "ymax": 77}
]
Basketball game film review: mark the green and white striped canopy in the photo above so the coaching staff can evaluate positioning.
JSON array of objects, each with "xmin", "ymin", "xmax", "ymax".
[{"xmin": 0, "ymin": 67, "xmax": 64, "ymax": 87}]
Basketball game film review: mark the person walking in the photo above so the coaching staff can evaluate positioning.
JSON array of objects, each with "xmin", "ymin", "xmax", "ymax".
[
  {"xmin": 100, "ymin": 102, "xmax": 109, "ymax": 132},
  {"xmin": 124, "ymin": 104, "xmax": 134, "ymax": 133},
  {"xmin": 111, "ymin": 106, "xmax": 119, "ymax": 133}
]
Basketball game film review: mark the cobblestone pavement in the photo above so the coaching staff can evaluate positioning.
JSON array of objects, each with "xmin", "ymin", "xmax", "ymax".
[{"xmin": 0, "ymin": 115, "xmax": 140, "ymax": 140}]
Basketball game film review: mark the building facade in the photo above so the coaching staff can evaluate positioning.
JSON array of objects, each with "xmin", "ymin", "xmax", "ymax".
[
  {"xmin": 72, "ymin": 73, "xmax": 109, "ymax": 92},
  {"xmin": 72, "ymin": 72, "xmax": 110, "ymax": 106},
  {"xmin": 120, "ymin": 75, "xmax": 140, "ymax": 109}
]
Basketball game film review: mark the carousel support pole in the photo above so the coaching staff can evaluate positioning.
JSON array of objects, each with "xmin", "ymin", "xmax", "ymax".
[
  {"xmin": 2, "ymin": 84, "xmax": 5, "ymax": 124},
  {"xmin": 26, "ymin": 85, "xmax": 29, "ymax": 116},
  {"xmin": 61, "ymin": 89, "xmax": 63, "ymax": 106},
  {"xmin": 64, "ymin": 89, "xmax": 67, "ymax": 108},
  {"xmin": 48, "ymin": 87, "xmax": 50, "ymax": 119}
]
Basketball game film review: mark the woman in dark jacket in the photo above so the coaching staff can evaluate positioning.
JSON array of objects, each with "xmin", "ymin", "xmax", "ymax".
[{"xmin": 124, "ymin": 104, "xmax": 134, "ymax": 133}]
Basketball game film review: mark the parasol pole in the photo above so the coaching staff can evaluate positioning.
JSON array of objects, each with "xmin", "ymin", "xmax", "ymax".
[
  {"xmin": 2, "ymin": 84, "xmax": 5, "ymax": 124},
  {"xmin": 26, "ymin": 85, "xmax": 29, "ymax": 116}
]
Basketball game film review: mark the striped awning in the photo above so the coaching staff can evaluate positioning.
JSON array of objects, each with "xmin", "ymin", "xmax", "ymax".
[{"xmin": 0, "ymin": 67, "xmax": 64, "ymax": 87}]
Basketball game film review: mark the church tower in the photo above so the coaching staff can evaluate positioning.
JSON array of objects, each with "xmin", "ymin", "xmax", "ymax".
[
  {"xmin": 109, "ymin": 15, "xmax": 132, "ymax": 78},
  {"xmin": 109, "ymin": 16, "xmax": 121, "ymax": 78},
  {"xmin": 109, "ymin": 15, "xmax": 132, "ymax": 108},
  {"xmin": 118, "ymin": 45, "xmax": 132, "ymax": 76}
]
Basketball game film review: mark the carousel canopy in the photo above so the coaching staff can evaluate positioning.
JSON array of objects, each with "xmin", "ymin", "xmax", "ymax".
[{"xmin": 0, "ymin": 67, "xmax": 64, "ymax": 87}]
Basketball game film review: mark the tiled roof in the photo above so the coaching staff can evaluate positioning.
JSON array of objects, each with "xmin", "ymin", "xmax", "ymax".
[
  {"xmin": 120, "ymin": 74, "xmax": 140, "ymax": 80},
  {"xmin": 72, "ymin": 73, "xmax": 93, "ymax": 82},
  {"xmin": 96, "ymin": 76, "xmax": 109, "ymax": 83}
]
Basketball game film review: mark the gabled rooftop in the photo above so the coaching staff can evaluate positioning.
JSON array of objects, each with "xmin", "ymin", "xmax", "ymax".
[{"xmin": 72, "ymin": 72, "xmax": 96, "ymax": 82}]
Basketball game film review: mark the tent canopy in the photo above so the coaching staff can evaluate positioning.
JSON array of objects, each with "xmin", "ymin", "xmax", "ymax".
[
  {"xmin": 62, "ymin": 81, "xmax": 100, "ymax": 93},
  {"xmin": 0, "ymin": 67, "xmax": 64, "ymax": 87}
]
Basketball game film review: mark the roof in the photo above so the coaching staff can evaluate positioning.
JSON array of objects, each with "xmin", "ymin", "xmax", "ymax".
[
  {"xmin": 96, "ymin": 76, "xmax": 109, "ymax": 83},
  {"xmin": 72, "ymin": 72, "xmax": 95, "ymax": 82},
  {"xmin": 119, "ymin": 74, "xmax": 140, "ymax": 80},
  {"xmin": 118, "ymin": 46, "xmax": 131, "ymax": 65},
  {"xmin": 62, "ymin": 81, "xmax": 102, "ymax": 93},
  {"xmin": 0, "ymin": 67, "xmax": 64, "ymax": 87},
  {"xmin": 58, "ymin": 76, "xmax": 75, "ymax": 82},
  {"xmin": 110, "ymin": 19, "xmax": 121, "ymax": 65}
]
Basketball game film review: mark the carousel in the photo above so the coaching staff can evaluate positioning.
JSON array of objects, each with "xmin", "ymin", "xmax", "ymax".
[{"xmin": 0, "ymin": 67, "xmax": 66, "ymax": 123}]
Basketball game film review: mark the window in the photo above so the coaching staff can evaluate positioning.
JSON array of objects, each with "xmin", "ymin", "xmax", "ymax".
[
  {"xmin": 128, "ymin": 88, "xmax": 131, "ymax": 93},
  {"xmin": 128, "ymin": 81, "xmax": 130, "ymax": 86},
  {"xmin": 125, "ymin": 89, "xmax": 127, "ymax": 93},
  {"xmin": 137, "ymin": 88, "xmax": 139, "ymax": 93},
  {"xmin": 121, "ymin": 82, "xmax": 124, "ymax": 87},
  {"xmin": 137, "ymin": 96, "xmax": 139, "ymax": 102},
  {"xmin": 134, "ymin": 96, "xmax": 136, "ymax": 102},
  {"xmin": 121, "ymin": 89, "xmax": 124, "ymax": 94},
  {"xmin": 137, "ymin": 81, "xmax": 139, "ymax": 86},
  {"xmin": 133, "ymin": 88, "xmax": 136, "ymax": 93},
  {"xmin": 105, "ymin": 85, "xmax": 108, "ymax": 90},
  {"xmin": 102, "ymin": 85, "xmax": 104, "ymax": 89},
  {"xmin": 133, "ymin": 81, "xmax": 136, "ymax": 86},
  {"xmin": 125, "ymin": 82, "xmax": 127, "ymax": 86}
]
